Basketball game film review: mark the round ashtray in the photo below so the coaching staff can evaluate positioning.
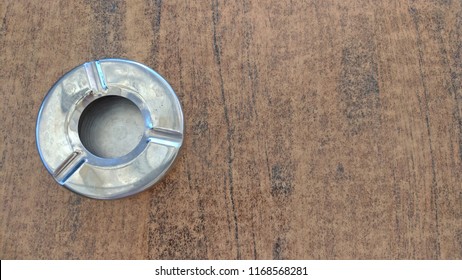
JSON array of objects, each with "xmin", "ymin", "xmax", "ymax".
[{"xmin": 36, "ymin": 59, "xmax": 184, "ymax": 199}]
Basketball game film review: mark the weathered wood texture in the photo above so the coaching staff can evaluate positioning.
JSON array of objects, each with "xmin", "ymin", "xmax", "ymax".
[{"xmin": 0, "ymin": 0, "xmax": 461, "ymax": 259}]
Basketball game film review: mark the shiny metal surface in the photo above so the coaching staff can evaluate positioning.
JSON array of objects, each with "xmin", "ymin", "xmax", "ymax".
[{"xmin": 36, "ymin": 59, "xmax": 184, "ymax": 199}]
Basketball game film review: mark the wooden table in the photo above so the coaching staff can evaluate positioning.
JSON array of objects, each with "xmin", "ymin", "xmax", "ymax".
[{"xmin": 1, "ymin": 0, "xmax": 461, "ymax": 259}]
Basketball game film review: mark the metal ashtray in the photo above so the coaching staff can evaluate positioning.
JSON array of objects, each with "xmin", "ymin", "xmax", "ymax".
[{"xmin": 36, "ymin": 59, "xmax": 184, "ymax": 199}]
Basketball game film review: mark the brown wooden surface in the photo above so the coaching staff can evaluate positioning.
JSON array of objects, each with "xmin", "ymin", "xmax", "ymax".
[{"xmin": 0, "ymin": 0, "xmax": 461, "ymax": 260}]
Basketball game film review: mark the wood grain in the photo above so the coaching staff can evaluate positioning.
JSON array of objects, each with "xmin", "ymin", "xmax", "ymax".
[{"xmin": 0, "ymin": 0, "xmax": 461, "ymax": 259}]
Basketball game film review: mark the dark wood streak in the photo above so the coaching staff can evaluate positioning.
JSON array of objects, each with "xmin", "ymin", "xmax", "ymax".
[
  {"xmin": 448, "ymin": 9, "xmax": 462, "ymax": 163},
  {"xmin": 67, "ymin": 196, "xmax": 82, "ymax": 244},
  {"xmin": 0, "ymin": 0, "xmax": 461, "ymax": 260},
  {"xmin": 211, "ymin": 0, "xmax": 241, "ymax": 259},
  {"xmin": 391, "ymin": 168, "xmax": 403, "ymax": 259},
  {"xmin": 408, "ymin": 4, "xmax": 441, "ymax": 259},
  {"xmin": 86, "ymin": 0, "xmax": 127, "ymax": 58},
  {"xmin": 147, "ymin": 0, "xmax": 162, "ymax": 68},
  {"xmin": 272, "ymin": 236, "xmax": 284, "ymax": 260},
  {"xmin": 338, "ymin": 14, "xmax": 380, "ymax": 136},
  {"xmin": 262, "ymin": 1, "xmax": 301, "ymax": 260},
  {"xmin": 0, "ymin": 2, "xmax": 10, "ymax": 40}
]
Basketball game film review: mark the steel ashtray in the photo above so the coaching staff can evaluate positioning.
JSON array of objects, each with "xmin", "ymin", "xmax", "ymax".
[{"xmin": 36, "ymin": 59, "xmax": 184, "ymax": 199}]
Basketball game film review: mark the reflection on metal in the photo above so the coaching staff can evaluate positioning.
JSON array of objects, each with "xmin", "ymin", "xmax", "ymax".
[{"xmin": 36, "ymin": 59, "xmax": 184, "ymax": 199}]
